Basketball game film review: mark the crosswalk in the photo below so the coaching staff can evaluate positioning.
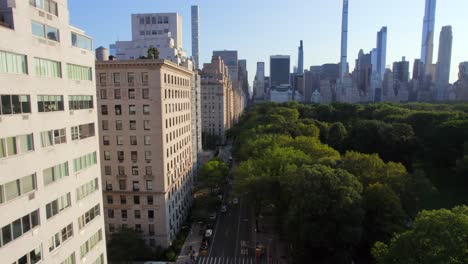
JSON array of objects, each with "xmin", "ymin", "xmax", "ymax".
[{"xmin": 195, "ymin": 256, "xmax": 256, "ymax": 264}]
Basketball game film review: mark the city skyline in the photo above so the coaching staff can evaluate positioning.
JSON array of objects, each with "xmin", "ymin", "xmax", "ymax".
[{"xmin": 69, "ymin": 0, "xmax": 468, "ymax": 85}]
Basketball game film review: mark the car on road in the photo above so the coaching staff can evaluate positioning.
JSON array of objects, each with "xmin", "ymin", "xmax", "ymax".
[
  {"xmin": 233, "ymin": 198, "xmax": 239, "ymax": 205},
  {"xmin": 204, "ymin": 229, "xmax": 213, "ymax": 238},
  {"xmin": 217, "ymin": 194, "xmax": 223, "ymax": 201},
  {"xmin": 221, "ymin": 205, "xmax": 227, "ymax": 213},
  {"xmin": 209, "ymin": 212, "xmax": 217, "ymax": 221}
]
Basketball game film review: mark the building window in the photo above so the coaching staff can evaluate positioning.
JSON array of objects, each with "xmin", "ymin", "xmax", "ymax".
[
  {"xmin": 0, "ymin": 50, "xmax": 28, "ymax": 75},
  {"xmin": 71, "ymin": 123, "xmax": 95, "ymax": 141},
  {"xmin": 143, "ymin": 105, "xmax": 150, "ymax": 115},
  {"xmin": 0, "ymin": 134, "xmax": 34, "ymax": 159},
  {"xmin": 127, "ymin": 72, "xmax": 135, "ymax": 84},
  {"xmin": 2, "ymin": 210, "xmax": 40, "ymax": 248},
  {"xmin": 100, "ymin": 90, "xmax": 107, "ymax": 99},
  {"xmin": 115, "ymin": 105, "xmax": 122, "ymax": 115},
  {"xmin": 78, "ymin": 204, "xmax": 100, "ymax": 229},
  {"xmin": 99, "ymin": 73, "xmax": 106, "ymax": 84},
  {"xmin": 142, "ymin": 88, "xmax": 149, "ymax": 99},
  {"xmin": 101, "ymin": 105, "xmax": 108, "ymax": 115},
  {"xmin": 116, "ymin": 136, "xmax": 123, "ymax": 145},
  {"xmin": 130, "ymin": 136, "xmax": 137, "ymax": 145},
  {"xmin": 119, "ymin": 180, "xmax": 126, "ymax": 190},
  {"xmin": 109, "ymin": 224, "xmax": 115, "ymax": 233},
  {"xmin": 116, "ymin": 120, "xmax": 123, "ymax": 130},
  {"xmin": 151, "ymin": 17, "xmax": 156, "ymax": 24},
  {"xmin": 37, "ymin": 95, "xmax": 64, "ymax": 112},
  {"xmin": 114, "ymin": 89, "xmax": 121, "ymax": 99},
  {"xmin": 105, "ymin": 181, "xmax": 112, "ymax": 191},
  {"xmin": 0, "ymin": 174, "xmax": 37, "ymax": 204},
  {"xmin": 48, "ymin": 223, "xmax": 73, "ymax": 252},
  {"xmin": 72, "ymin": 152, "xmax": 97, "ymax": 172},
  {"xmin": 148, "ymin": 210, "xmax": 154, "ymax": 220},
  {"xmin": 158, "ymin": 16, "xmax": 162, "ymax": 24},
  {"xmin": 40, "ymin": 128, "xmax": 66, "ymax": 147},
  {"xmin": 45, "ymin": 193, "xmax": 71, "ymax": 219},
  {"xmin": 132, "ymin": 181, "xmax": 140, "ymax": 191},
  {"xmin": 142, "ymin": 72, "xmax": 149, "ymax": 83},
  {"xmin": 145, "ymin": 166, "xmax": 152, "ymax": 176},
  {"xmin": 128, "ymin": 89, "xmax": 135, "ymax": 99},
  {"xmin": 103, "ymin": 151, "xmax": 110, "ymax": 160},
  {"xmin": 34, "ymin": 57, "xmax": 61, "ymax": 78},
  {"xmin": 30, "ymin": 0, "xmax": 58, "ymax": 16},
  {"xmin": 130, "ymin": 120, "xmax": 136, "ymax": 130},
  {"xmin": 131, "ymin": 151, "xmax": 138, "ymax": 162},
  {"xmin": 69, "ymin": 95, "xmax": 93, "ymax": 110},
  {"xmin": 135, "ymin": 210, "xmax": 141, "ymax": 219},
  {"xmin": 31, "ymin": 21, "xmax": 59, "ymax": 41},
  {"xmin": 120, "ymin": 195, "xmax": 127, "ymax": 204},
  {"xmin": 71, "ymin": 32, "xmax": 92, "ymax": 51},
  {"xmin": 164, "ymin": 16, "xmax": 169, "ymax": 23},
  {"xmin": 107, "ymin": 195, "xmax": 114, "ymax": 204},
  {"xmin": 113, "ymin": 72, "xmax": 121, "ymax": 84},
  {"xmin": 121, "ymin": 210, "xmax": 127, "ymax": 219},
  {"xmin": 104, "ymin": 166, "xmax": 111, "ymax": 176},
  {"xmin": 102, "ymin": 136, "xmax": 110, "ymax": 146},
  {"xmin": 140, "ymin": 31, "xmax": 145, "ymax": 36},
  {"xmin": 61, "ymin": 252, "xmax": 75, "ymax": 264},
  {"xmin": 139, "ymin": 17, "xmax": 144, "ymax": 24},
  {"xmin": 117, "ymin": 151, "xmax": 124, "ymax": 161},
  {"xmin": 147, "ymin": 196, "xmax": 153, "ymax": 205},
  {"xmin": 43, "ymin": 162, "xmax": 68, "ymax": 186},
  {"xmin": 67, "ymin": 64, "xmax": 92, "ymax": 81},
  {"xmin": 76, "ymin": 178, "xmax": 99, "ymax": 201},
  {"xmin": 145, "ymin": 151, "xmax": 151, "ymax": 161},
  {"xmin": 144, "ymin": 120, "xmax": 150, "ymax": 130},
  {"xmin": 79, "ymin": 229, "xmax": 102, "ymax": 259},
  {"xmin": 145, "ymin": 16, "xmax": 150, "ymax": 24},
  {"xmin": 129, "ymin": 105, "xmax": 136, "ymax": 115},
  {"xmin": 0, "ymin": 95, "xmax": 31, "ymax": 115},
  {"xmin": 107, "ymin": 209, "xmax": 114, "ymax": 218},
  {"xmin": 146, "ymin": 180, "xmax": 153, "ymax": 191},
  {"xmin": 133, "ymin": 195, "xmax": 140, "ymax": 204},
  {"xmin": 118, "ymin": 166, "xmax": 125, "ymax": 176},
  {"xmin": 144, "ymin": 136, "xmax": 151, "ymax": 145},
  {"xmin": 132, "ymin": 166, "xmax": 139, "ymax": 175}
]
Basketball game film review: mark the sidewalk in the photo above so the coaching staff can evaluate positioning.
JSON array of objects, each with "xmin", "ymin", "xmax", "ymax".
[{"xmin": 176, "ymin": 223, "xmax": 203, "ymax": 264}]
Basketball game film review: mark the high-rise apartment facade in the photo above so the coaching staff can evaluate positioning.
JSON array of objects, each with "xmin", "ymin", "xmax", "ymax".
[
  {"xmin": 200, "ymin": 56, "xmax": 234, "ymax": 143},
  {"xmin": 393, "ymin": 57, "xmax": 410, "ymax": 83},
  {"xmin": 340, "ymin": 0, "xmax": 349, "ymax": 81},
  {"xmin": 191, "ymin": 6, "xmax": 200, "ymax": 70},
  {"xmin": 212, "ymin": 50, "xmax": 239, "ymax": 85},
  {"xmin": 421, "ymin": 0, "xmax": 436, "ymax": 75},
  {"xmin": 254, "ymin": 62, "xmax": 265, "ymax": 100},
  {"xmin": 376, "ymin": 26, "xmax": 387, "ymax": 80},
  {"xmin": 270, "ymin": 55, "xmax": 291, "ymax": 87},
  {"xmin": 297, "ymin": 40, "xmax": 304, "ymax": 74},
  {"xmin": 96, "ymin": 59, "xmax": 194, "ymax": 248},
  {"xmin": 435, "ymin": 25, "xmax": 453, "ymax": 100},
  {"xmin": 0, "ymin": 1, "xmax": 107, "ymax": 263}
]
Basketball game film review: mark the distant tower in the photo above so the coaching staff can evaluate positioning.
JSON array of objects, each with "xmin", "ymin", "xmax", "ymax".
[
  {"xmin": 340, "ymin": 0, "xmax": 349, "ymax": 81},
  {"xmin": 421, "ymin": 0, "xmax": 436, "ymax": 74},
  {"xmin": 376, "ymin": 27, "xmax": 387, "ymax": 80},
  {"xmin": 297, "ymin": 40, "xmax": 304, "ymax": 74},
  {"xmin": 191, "ymin": 5, "xmax": 200, "ymax": 69},
  {"xmin": 435, "ymin": 26, "xmax": 453, "ymax": 100}
]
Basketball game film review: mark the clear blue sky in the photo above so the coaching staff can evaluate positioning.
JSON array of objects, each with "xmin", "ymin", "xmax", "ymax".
[{"xmin": 69, "ymin": 0, "xmax": 468, "ymax": 85}]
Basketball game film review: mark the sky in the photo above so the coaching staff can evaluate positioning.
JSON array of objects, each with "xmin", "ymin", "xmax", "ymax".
[{"xmin": 69, "ymin": 0, "xmax": 468, "ymax": 86}]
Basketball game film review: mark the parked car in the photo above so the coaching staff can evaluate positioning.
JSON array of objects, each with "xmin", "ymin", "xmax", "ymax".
[
  {"xmin": 221, "ymin": 205, "xmax": 227, "ymax": 213},
  {"xmin": 209, "ymin": 212, "xmax": 217, "ymax": 221},
  {"xmin": 233, "ymin": 198, "xmax": 239, "ymax": 205},
  {"xmin": 205, "ymin": 229, "xmax": 213, "ymax": 238}
]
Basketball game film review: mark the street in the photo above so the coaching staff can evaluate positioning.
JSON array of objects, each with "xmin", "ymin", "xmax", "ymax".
[{"xmin": 195, "ymin": 144, "xmax": 256, "ymax": 264}]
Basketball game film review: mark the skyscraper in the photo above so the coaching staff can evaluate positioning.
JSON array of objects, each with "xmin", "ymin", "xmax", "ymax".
[
  {"xmin": 297, "ymin": 40, "xmax": 304, "ymax": 74},
  {"xmin": 340, "ymin": 0, "xmax": 349, "ymax": 81},
  {"xmin": 270, "ymin": 55, "xmax": 291, "ymax": 87},
  {"xmin": 0, "ymin": 1, "xmax": 107, "ymax": 263},
  {"xmin": 420, "ymin": 0, "xmax": 437, "ymax": 74},
  {"xmin": 254, "ymin": 62, "xmax": 266, "ymax": 100},
  {"xmin": 191, "ymin": 5, "xmax": 200, "ymax": 70},
  {"xmin": 213, "ymin": 50, "xmax": 239, "ymax": 85},
  {"xmin": 376, "ymin": 27, "xmax": 387, "ymax": 80},
  {"xmin": 435, "ymin": 26, "xmax": 453, "ymax": 100},
  {"xmin": 393, "ymin": 57, "xmax": 410, "ymax": 83}
]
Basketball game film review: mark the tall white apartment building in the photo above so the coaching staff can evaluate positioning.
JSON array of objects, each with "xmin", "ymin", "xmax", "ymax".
[
  {"xmin": 0, "ymin": 1, "xmax": 107, "ymax": 263},
  {"xmin": 113, "ymin": 13, "xmax": 190, "ymax": 66}
]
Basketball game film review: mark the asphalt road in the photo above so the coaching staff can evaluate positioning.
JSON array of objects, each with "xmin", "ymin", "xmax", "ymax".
[{"xmin": 195, "ymin": 145, "xmax": 255, "ymax": 264}]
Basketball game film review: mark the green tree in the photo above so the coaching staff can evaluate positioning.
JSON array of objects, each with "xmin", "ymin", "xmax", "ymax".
[
  {"xmin": 328, "ymin": 122, "xmax": 347, "ymax": 150},
  {"xmin": 107, "ymin": 227, "xmax": 153, "ymax": 263},
  {"xmin": 372, "ymin": 206, "xmax": 468, "ymax": 264},
  {"xmin": 147, "ymin": 46, "xmax": 160, "ymax": 59},
  {"xmin": 199, "ymin": 159, "xmax": 229, "ymax": 192},
  {"xmin": 285, "ymin": 165, "xmax": 364, "ymax": 262}
]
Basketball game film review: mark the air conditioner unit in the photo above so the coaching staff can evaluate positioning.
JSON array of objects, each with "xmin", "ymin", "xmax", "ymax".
[
  {"xmin": 38, "ymin": 11, "xmax": 45, "ymax": 17},
  {"xmin": 28, "ymin": 193, "xmax": 35, "ymax": 200}
]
